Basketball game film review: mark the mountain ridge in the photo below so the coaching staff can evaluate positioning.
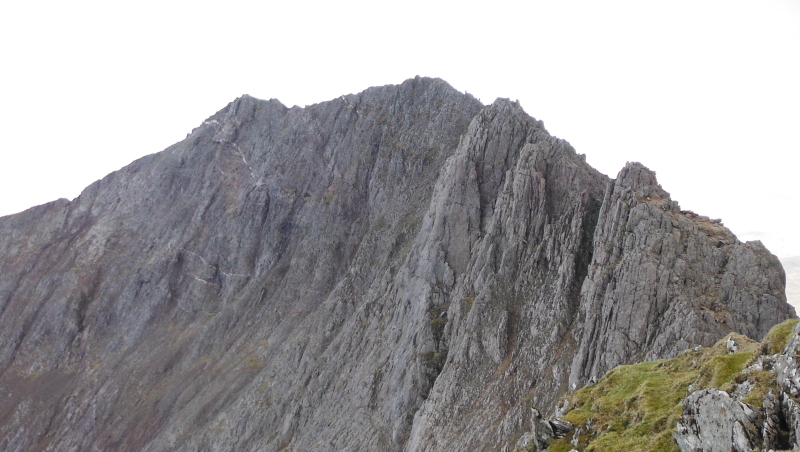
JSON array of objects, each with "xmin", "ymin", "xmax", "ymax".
[{"xmin": 0, "ymin": 77, "xmax": 793, "ymax": 451}]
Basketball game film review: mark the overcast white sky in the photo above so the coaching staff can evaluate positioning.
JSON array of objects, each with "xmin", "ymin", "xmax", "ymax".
[{"xmin": 1, "ymin": 0, "xmax": 798, "ymax": 303}]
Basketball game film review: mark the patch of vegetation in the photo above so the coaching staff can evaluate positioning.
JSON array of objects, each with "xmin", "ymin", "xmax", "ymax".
[
  {"xmin": 736, "ymin": 369, "xmax": 778, "ymax": 408},
  {"xmin": 419, "ymin": 351, "xmax": 448, "ymax": 368},
  {"xmin": 762, "ymin": 318, "xmax": 799, "ymax": 355},
  {"xmin": 372, "ymin": 215, "xmax": 388, "ymax": 231},
  {"xmin": 419, "ymin": 350, "xmax": 448, "ymax": 387},
  {"xmin": 547, "ymin": 331, "xmax": 772, "ymax": 452},
  {"xmin": 429, "ymin": 303, "xmax": 450, "ymax": 344},
  {"xmin": 546, "ymin": 441, "xmax": 581, "ymax": 452},
  {"xmin": 246, "ymin": 354, "xmax": 266, "ymax": 368},
  {"xmin": 463, "ymin": 296, "xmax": 475, "ymax": 312},
  {"xmin": 323, "ymin": 185, "xmax": 336, "ymax": 204}
]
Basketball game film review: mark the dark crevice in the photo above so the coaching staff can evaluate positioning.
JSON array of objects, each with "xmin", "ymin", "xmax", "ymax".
[{"xmin": 572, "ymin": 195, "xmax": 602, "ymax": 308}]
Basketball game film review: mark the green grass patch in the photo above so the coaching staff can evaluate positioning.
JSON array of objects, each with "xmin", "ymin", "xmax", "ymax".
[
  {"xmin": 546, "ymin": 441, "xmax": 578, "ymax": 452},
  {"xmin": 763, "ymin": 318, "xmax": 799, "ymax": 355},
  {"xmin": 738, "ymin": 370, "xmax": 779, "ymax": 408},
  {"xmin": 550, "ymin": 332, "xmax": 765, "ymax": 452}
]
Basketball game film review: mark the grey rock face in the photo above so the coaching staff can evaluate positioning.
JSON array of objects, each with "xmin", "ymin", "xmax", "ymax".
[
  {"xmin": 0, "ymin": 77, "xmax": 793, "ymax": 451},
  {"xmin": 781, "ymin": 395, "xmax": 800, "ymax": 449},
  {"xmin": 776, "ymin": 322, "xmax": 800, "ymax": 396},
  {"xmin": 568, "ymin": 163, "xmax": 793, "ymax": 388},
  {"xmin": 674, "ymin": 389, "xmax": 763, "ymax": 452},
  {"xmin": 522, "ymin": 409, "xmax": 573, "ymax": 451},
  {"xmin": 774, "ymin": 320, "xmax": 800, "ymax": 449}
]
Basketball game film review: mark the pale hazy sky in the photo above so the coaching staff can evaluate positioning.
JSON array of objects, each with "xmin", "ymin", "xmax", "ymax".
[{"xmin": 1, "ymin": 1, "xmax": 798, "ymax": 300}]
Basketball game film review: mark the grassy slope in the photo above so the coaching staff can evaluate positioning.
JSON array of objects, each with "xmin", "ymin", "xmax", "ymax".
[{"xmin": 542, "ymin": 319, "xmax": 799, "ymax": 452}]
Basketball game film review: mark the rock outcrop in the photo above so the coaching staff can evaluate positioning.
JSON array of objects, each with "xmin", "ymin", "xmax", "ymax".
[
  {"xmin": 673, "ymin": 320, "xmax": 800, "ymax": 451},
  {"xmin": 0, "ymin": 77, "xmax": 793, "ymax": 451},
  {"xmin": 674, "ymin": 389, "xmax": 764, "ymax": 452},
  {"xmin": 568, "ymin": 163, "xmax": 790, "ymax": 388},
  {"xmin": 518, "ymin": 409, "xmax": 574, "ymax": 451}
]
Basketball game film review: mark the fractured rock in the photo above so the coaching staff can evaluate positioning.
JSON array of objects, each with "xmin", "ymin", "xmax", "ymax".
[
  {"xmin": 674, "ymin": 389, "xmax": 763, "ymax": 452},
  {"xmin": 0, "ymin": 77, "xmax": 793, "ymax": 452}
]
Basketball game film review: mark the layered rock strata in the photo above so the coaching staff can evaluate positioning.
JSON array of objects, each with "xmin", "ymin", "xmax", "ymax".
[{"xmin": 0, "ymin": 77, "xmax": 793, "ymax": 451}]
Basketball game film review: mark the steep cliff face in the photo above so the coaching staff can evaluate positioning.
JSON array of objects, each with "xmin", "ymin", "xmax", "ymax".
[
  {"xmin": 569, "ymin": 162, "xmax": 790, "ymax": 387},
  {"xmin": 0, "ymin": 77, "xmax": 793, "ymax": 451}
]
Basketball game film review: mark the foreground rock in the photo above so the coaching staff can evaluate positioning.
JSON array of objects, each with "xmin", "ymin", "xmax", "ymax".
[
  {"xmin": 536, "ymin": 321, "xmax": 799, "ymax": 451},
  {"xmin": 672, "ymin": 319, "xmax": 800, "ymax": 452},
  {"xmin": 0, "ymin": 77, "xmax": 793, "ymax": 451},
  {"xmin": 674, "ymin": 389, "xmax": 763, "ymax": 452}
]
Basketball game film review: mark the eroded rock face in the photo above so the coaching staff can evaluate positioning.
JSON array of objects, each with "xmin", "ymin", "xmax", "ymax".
[
  {"xmin": 674, "ymin": 389, "xmax": 763, "ymax": 452},
  {"xmin": 0, "ymin": 77, "xmax": 793, "ymax": 451},
  {"xmin": 568, "ymin": 163, "xmax": 791, "ymax": 388}
]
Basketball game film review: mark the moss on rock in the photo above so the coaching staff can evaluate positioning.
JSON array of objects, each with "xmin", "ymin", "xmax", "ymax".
[{"xmin": 545, "ymin": 324, "xmax": 797, "ymax": 451}]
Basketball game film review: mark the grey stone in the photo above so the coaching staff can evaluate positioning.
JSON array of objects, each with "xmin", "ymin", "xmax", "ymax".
[
  {"xmin": 549, "ymin": 418, "xmax": 574, "ymax": 439},
  {"xmin": 762, "ymin": 389, "xmax": 790, "ymax": 451},
  {"xmin": 728, "ymin": 335, "xmax": 740, "ymax": 352},
  {"xmin": 782, "ymin": 393, "xmax": 800, "ymax": 449},
  {"xmin": 0, "ymin": 77, "xmax": 793, "ymax": 451},
  {"xmin": 674, "ymin": 389, "xmax": 763, "ymax": 452}
]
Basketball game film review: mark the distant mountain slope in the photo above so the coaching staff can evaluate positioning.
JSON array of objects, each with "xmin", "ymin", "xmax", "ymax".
[{"xmin": 0, "ymin": 77, "xmax": 793, "ymax": 451}]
